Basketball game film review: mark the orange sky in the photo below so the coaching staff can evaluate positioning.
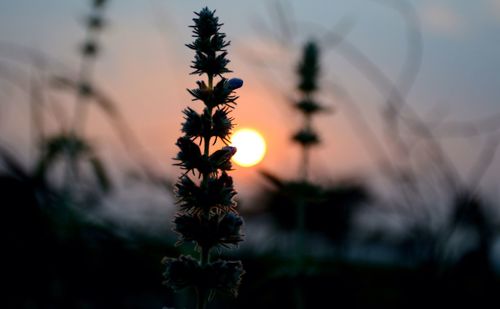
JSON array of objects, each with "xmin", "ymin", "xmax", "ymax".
[{"xmin": 1, "ymin": 0, "xmax": 499, "ymax": 205}]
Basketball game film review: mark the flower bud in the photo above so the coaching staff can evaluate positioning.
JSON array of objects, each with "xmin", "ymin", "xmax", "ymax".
[
  {"xmin": 227, "ymin": 78, "xmax": 243, "ymax": 90},
  {"xmin": 209, "ymin": 146, "xmax": 237, "ymax": 171},
  {"xmin": 162, "ymin": 255, "xmax": 199, "ymax": 291},
  {"xmin": 208, "ymin": 260, "xmax": 245, "ymax": 297},
  {"xmin": 212, "ymin": 109, "xmax": 233, "ymax": 143},
  {"xmin": 175, "ymin": 137, "xmax": 202, "ymax": 171}
]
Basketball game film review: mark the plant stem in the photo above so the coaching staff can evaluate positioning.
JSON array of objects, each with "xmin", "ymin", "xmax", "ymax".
[
  {"xmin": 208, "ymin": 74, "xmax": 213, "ymax": 90},
  {"xmin": 296, "ymin": 198, "xmax": 306, "ymax": 258},
  {"xmin": 301, "ymin": 146, "xmax": 310, "ymax": 182},
  {"xmin": 197, "ymin": 247, "xmax": 209, "ymax": 309},
  {"xmin": 203, "ymin": 73, "xmax": 214, "ymax": 161},
  {"xmin": 301, "ymin": 113, "xmax": 312, "ymax": 182},
  {"xmin": 201, "ymin": 246, "xmax": 210, "ymax": 266},
  {"xmin": 296, "ymin": 101, "xmax": 311, "ymax": 309},
  {"xmin": 63, "ymin": 25, "xmax": 97, "ymax": 191},
  {"xmin": 196, "ymin": 72, "xmax": 214, "ymax": 309},
  {"xmin": 196, "ymin": 287, "xmax": 207, "ymax": 309},
  {"xmin": 204, "ymin": 128, "xmax": 211, "ymax": 157}
]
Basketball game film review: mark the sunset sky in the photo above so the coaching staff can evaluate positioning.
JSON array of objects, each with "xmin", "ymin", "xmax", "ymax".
[{"xmin": 1, "ymin": 0, "xmax": 499, "ymax": 207}]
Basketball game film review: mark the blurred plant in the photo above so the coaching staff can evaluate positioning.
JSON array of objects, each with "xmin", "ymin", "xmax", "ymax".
[
  {"xmin": 1, "ymin": 0, "xmax": 168, "ymax": 200},
  {"xmin": 58, "ymin": 0, "xmax": 110, "ymax": 191},
  {"xmin": 293, "ymin": 41, "xmax": 325, "ymax": 181},
  {"xmin": 262, "ymin": 41, "xmax": 330, "ymax": 251},
  {"xmin": 162, "ymin": 8, "xmax": 245, "ymax": 309},
  {"xmin": 261, "ymin": 42, "xmax": 329, "ymax": 309},
  {"xmin": 291, "ymin": 42, "xmax": 328, "ymax": 261},
  {"xmin": 0, "ymin": 1, "xmax": 184, "ymax": 306},
  {"xmin": 36, "ymin": 134, "xmax": 111, "ymax": 193},
  {"xmin": 72, "ymin": 0, "xmax": 109, "ymax": 135},
  {"xmin": 0, "ymin": 0, "xmax": 115, "ymax": 202}
]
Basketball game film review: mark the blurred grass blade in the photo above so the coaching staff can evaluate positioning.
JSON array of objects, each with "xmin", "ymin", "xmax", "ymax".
[{"xmin": 90, "ymin": 156, "xmax": 112, "ymax": 193}]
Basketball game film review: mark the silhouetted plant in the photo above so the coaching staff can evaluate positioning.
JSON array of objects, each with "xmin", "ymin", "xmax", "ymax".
[
  {"xmin": 62, "ymin": 0, "xmax": 110, "ymax": 188},
  {"xmin": 449, "ymin": 192, "xmax": 495, "ymax": 272},
  {"xmin": 36, "ymin": 134, "xmax": 111, "ymax": 194},
  {"xmin": 291, "ymin": 42, "xmax": 328, "ymax": 258},
  {"xmin": 293, "ymin": 41, "xmax": 326, "ymax": 180},
  {"xmin": 257, "ymin": 40, "xmax": 331, "ymax": 309},
  {"xmin": 75, "ymin": 0, "xmax": 109, "ymax": 122},
  {"xmin": 162, "ymin": 8, "xmax": 244, "ymax": 309},
  {"xmin": 265, "ymin": 41, "xmax": 328, "ymax": 244}
]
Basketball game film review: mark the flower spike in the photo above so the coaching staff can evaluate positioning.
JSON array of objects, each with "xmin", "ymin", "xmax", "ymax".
[{"xmin": 163, "ymin": 7, "xmax": 245, "ymax": 307}]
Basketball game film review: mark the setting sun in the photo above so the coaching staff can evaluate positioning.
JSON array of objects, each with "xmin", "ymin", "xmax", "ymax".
[{"xmin": 230, "ymin": 128, "xmax": 267, "ymax": 167}]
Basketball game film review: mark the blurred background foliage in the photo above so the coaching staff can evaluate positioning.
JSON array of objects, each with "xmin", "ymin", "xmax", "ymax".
[{"xmin": 1, "ymin": 0, "xmax": 500, "ymax": 308}]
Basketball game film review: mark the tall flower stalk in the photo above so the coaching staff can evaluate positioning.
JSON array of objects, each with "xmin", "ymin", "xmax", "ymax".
[
  {"xmin": 63, "ymin": 0, "xmax": 109, "ymax": 187},
  {"xmin": 293, "ymin": 41, "xmax": 323, "ymax": 182},
  {"xmin": 163, "ymin": 8, "xmax": 244, "ymax": 309},
  {"xmin": 290, "ymin": 41, "xmax": 327, "ymax": 309},
  {"xmin": 73, "ymin": 0, "xmax": 109, "ymax": 135},
  {"xmin": 291, "ymin": 41, "xmax": 326, "ymax": 259}
]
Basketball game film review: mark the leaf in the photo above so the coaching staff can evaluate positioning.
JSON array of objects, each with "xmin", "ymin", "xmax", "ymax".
[{"xmin": 259, "ymin": 169, "xmax": 284, "ymax": 188}]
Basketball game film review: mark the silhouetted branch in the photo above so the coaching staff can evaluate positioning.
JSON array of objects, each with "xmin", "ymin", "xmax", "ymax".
[{"xmin": 50, "ymin": 76, "xmax": 165, "ymax": 185}]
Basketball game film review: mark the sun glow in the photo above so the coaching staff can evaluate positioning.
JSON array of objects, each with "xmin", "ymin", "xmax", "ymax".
[{"xmin": 230, "ymin": 128, "xmax": 267, "ymax": 167}]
